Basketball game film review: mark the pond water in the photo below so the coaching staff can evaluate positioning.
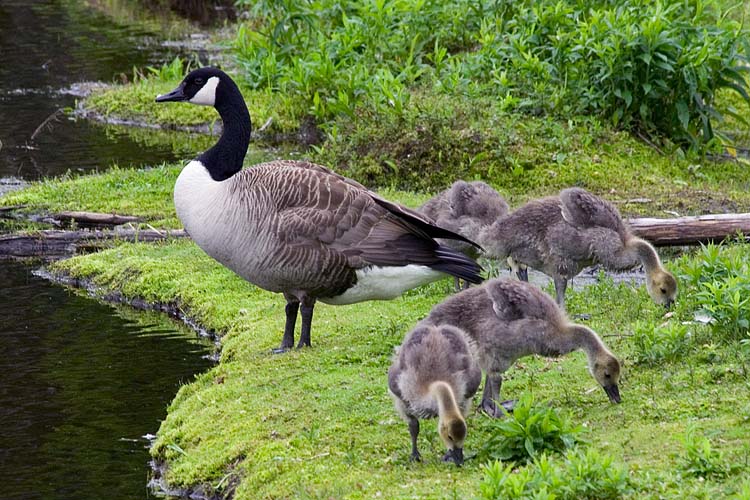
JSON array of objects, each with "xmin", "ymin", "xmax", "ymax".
[
  {"xmin": 0, "ymin": 261, "xmax": 214, "ymax": 500},
  {"xmin": 0, "ymin": 1, "xmax": 225, "ymax": 498},
  {"xmin": 0, "ymin": 0, "xmax": 196, "ymax": 179}
]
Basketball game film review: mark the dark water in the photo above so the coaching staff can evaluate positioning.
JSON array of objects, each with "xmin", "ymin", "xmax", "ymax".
[
  {"xmin": 0, "ymin": 0, "xmax": 193, "ymax": 179},
  {"xmin": 0, "ymin": 261, "xmax": 213, "ymax": 500},
  {"xmin": 0, "ymin": 1, "xmax": 221, "ymax": 498}
]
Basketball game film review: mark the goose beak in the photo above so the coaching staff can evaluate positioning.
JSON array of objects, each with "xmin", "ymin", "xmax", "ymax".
[
  {"xmin": 603, "ymin": 384, "xmax": 621, "ymax": 404},
  {"xmin": 442, "ymin": 447, "xmax": 464, "ymax": 466},
  {"xmin": 155, "ymin": 84, "xmax": 187, "ymax": 103}
]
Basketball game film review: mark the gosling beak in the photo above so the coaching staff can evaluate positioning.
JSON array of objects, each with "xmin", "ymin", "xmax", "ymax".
[
  {"xmin": 664, "ymin": 299, "xmax": 674, "ymax": 310},
  {"xmin": 442, "ymin": 447, "xmax": 464, "ymax": 466},
  {"xmin": 155, "ymin": 84, "xmax": 187, "ymax": 103},
  {"xmin": 603, "ymin": 384, "xmax": 621, "ymax": 404}
]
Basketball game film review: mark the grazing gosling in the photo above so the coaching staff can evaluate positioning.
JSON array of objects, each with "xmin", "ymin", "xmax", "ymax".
[
  {"xmin": 421, "ymin": 278, "xmax": 621, "ymax": 417},
  {"xmin": 479, "ymin": 187, "xmax": 677, "ymax": 308},
  {"xmin": 420, "ymin": 180, "xmax": 514, "ymax": 289},
  {"xmin": 388, "ymin": 324, "xmax": 482, "ymax": 465}
]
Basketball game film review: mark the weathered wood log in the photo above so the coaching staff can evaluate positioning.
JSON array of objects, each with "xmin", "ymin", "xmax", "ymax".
[
  {"xmin": 0, "ymin": 228, "xmax": 187, "ymax": 259},
  {"xmin": 2, "ymin": 212, "xmax": 750, "ymax": 259},
  {"xmin": 53, "ymin": 211, "xmax": 144, "ymax": 227},
  {"xmin": 627, "ymin": 213, "xmax": 750, "ymax": 246}
]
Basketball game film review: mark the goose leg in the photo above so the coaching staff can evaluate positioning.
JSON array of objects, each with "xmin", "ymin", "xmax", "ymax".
[
  {"xmin": 553, "ymin": 276, "xmax": 568, "ymax": 308},
  {"xmin": 480, "ymin": 373, "xmax": 504, "ymax": 418},
  {"xmin": 516, "ymin": 265, "xmax": 528, "ymax": 282},
  {"xmin": 408, "ymin": 416, "xmax": 421, "ymax": 462},
  {"xmin": 297, "ymin": 296, "xmax": 316, "ymax": 348},
  {"xmin": 273, "ymin": 295, "xmax": 299, "ymax": 354}
]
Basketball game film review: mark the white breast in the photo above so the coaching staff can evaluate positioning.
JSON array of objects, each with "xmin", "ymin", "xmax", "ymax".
[{"xmin": 320, "ymin": 265, "xmax": 444, "ymax": 305}]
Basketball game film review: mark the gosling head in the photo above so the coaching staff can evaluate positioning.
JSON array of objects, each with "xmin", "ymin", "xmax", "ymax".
[
  {"xmin": 155, "ymin": 67, "xmax": 229, "ymax": 107},
  {"xmin": 438, "ymin": 417, "xmax": 467, "ymax": 466},
  {"xmin": 646, "ymin": 268, "xmax": 678, "ymax": 308},
  {"xmin": 590, "ymin": 354, "xmax": 621, "ymax": 404}
]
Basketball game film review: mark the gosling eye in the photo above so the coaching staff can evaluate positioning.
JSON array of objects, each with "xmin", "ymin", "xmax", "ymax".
[{"xmin": 660, "ymin": 287, "xmax": 667, "ymax": 294}]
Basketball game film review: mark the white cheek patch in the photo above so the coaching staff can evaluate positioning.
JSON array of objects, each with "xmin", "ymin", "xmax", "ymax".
[{"xmin": 189, "ymin": 76, "xmax": 220, "ymax": 106}]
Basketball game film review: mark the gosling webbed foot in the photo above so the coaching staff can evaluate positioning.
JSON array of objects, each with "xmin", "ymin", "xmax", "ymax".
[
  {"xmin": 481, "ymin": 398, "xmax": 503, "ymax": 418},
  {"xmin": 499, "ymin": 399, "xmax": 517, "ymax": 413}
]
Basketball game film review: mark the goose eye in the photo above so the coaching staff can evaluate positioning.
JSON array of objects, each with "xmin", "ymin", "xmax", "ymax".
[{"xmin": 195, "ymin": 77, "xmax": 204, "ymax": 86}]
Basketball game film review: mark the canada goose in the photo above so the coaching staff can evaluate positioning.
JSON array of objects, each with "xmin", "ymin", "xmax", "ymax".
[
  {"xmin": 419, "ymin": 180, "xmax": 525, "ymax": 288},
  {"xmin": 388, "ymin": 324, "xmax": 482, "ymax": 465},
  {"xmin": 479, "ymin": 187, "xmax": 677, "ymax": 308},
  {"xmin": 421, "ymin": 278, "xmax": 621, "ymax": 417},
  {"xmin": 154, "ymin": 68, "xmax": 483, "ymax": 351}
]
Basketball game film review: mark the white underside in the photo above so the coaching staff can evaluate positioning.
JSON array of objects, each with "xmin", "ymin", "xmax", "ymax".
[{"xmin": 321, "ymin": 265, "xmax": 444, "ymax": 305}]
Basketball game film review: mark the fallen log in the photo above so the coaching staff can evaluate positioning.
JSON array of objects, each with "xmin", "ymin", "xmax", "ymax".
[
  {"xmin": 53, "ymin": 211, "xmax": 144, "ymax": 227},
  {"xmin": 627, "ymin": 213, "xmax": 750, "ymax": 246},
  {"xmin": 0, "ymin": 228, "xmax": 187, "ymax": 259},
  {"xmin": 2, "ymin": 212, "xmax": 750, "ymax": 260}
]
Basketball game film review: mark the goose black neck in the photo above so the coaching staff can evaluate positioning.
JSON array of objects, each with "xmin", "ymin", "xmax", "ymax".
[{"xmin": 198, "ymin": 82, "xmax": 252, "ymax": 182}]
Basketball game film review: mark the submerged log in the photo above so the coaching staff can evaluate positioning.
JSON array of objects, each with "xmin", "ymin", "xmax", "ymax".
[
  {"xmin": 0, "ymin": 228, "xmax": 187, "ymax": 259},
  {"xmin": 627, "ymin": 213, "xmax": 750, "ymax": 246}
]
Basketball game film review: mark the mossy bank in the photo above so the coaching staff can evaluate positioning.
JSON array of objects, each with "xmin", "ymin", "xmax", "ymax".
[{"xmin": 41, "ymin": 237, "xmax": 750, "ymax": 498}]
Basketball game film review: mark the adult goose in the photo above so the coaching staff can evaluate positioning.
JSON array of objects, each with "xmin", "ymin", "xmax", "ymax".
[
  {"xmin": 155, "ymin": 67, "xmax": 483, "ymax": 351},
  {"xmin": 479, "ymin": 187, "xmax": 677, "ymax": 308}
]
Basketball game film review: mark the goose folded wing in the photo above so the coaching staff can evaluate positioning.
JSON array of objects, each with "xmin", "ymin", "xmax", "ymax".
[{"xmin": 275, "ymin": 174, "xmax": 478, "ymax": 270}]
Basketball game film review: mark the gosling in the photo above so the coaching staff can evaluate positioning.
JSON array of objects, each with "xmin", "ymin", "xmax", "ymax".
[
  {"xmin": 420, "ymin": 180, "xmax": 513, "ymax": 289},
  {"xmin": 388, "ymin": 324, "xmax": 482, "ymax": 465},
  {"xmin": 479, "ymin": 187, "xmax": 677, "ymax": 308},
  {"xmin": 420, "ymin": 278, "xmax": 621, "ymax": 417}
]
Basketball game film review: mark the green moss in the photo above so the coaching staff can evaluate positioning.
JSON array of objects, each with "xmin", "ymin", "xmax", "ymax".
[
  {"xmin": 84, "ymin": 78, "xmax": 301, "ymax": 136},
  {"xmin": 48, "ymin": 239, "xmax": 750, "ymax": 499}
]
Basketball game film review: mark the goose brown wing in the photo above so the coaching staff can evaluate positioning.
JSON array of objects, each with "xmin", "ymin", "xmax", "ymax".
[{"xmin": 268, "ymin": 161, "xmax": 482, "ymax": 283}]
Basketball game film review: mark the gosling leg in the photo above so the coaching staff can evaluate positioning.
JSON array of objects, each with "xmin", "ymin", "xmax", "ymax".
[
  {"xmin": 273, "ymin": 296, "xmax": 299, "ymax": 354},
  {"xmin": 297, "ymin": 296, "xmax": 316, "ymax": 348},
  {"xmin": 553, "ymin": 276, "xmax": 568, "ymax": 308},
  {"xmin": 480, "ymin": 373, "xmax": 504, "ymax": 418},
  {"xmin": 408, "ymin": 416, "xmax": 421, "ymax": 462}
]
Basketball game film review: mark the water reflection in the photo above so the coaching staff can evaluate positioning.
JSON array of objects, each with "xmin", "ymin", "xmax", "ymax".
[
  {"xmin": 0, "ymin": 261, "xmax": 213, "ymax": 500},
  {"xmin": 0, "ymin": 0, "xmax": 191, "ymax": 179}
]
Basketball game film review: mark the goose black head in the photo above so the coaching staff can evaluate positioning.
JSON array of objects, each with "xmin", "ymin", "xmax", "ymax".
[{"xmin": 155, "ymin": 67, "xmax": 228, "ymax": 107}]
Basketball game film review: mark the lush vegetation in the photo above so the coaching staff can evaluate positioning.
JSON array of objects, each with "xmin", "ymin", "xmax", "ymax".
[{"xmin": 232, "ymin": 0, "xmax": 749, "ymax": 151}]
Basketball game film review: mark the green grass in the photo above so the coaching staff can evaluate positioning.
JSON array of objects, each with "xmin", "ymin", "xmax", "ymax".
[
  {"xmin": 47, "ymin": 238, "xmax": 750, "ymax": 499},
  {"xmin": 84, "ymin": 69, "xmax": 301, "ymax": 136}
]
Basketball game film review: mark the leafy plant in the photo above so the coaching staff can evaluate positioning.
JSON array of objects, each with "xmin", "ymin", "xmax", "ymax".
[
  {"xmin": 232, "ymin": 0, "xmax": 750, "ymax": 151},
  {"xmin": 680, "ymin": 426, "xmax": 736, "ymax": 479},
  {"xmin": 631, "ymin": 321, "xmax": 694, "ymax": 366},
  {"xmin": 479, "ymin": 393, "xmax": 586, "ymax": 463},
  {"xmin": 479, "ymin": 448, "xmax": 631, "ymax": 500}
]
